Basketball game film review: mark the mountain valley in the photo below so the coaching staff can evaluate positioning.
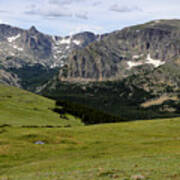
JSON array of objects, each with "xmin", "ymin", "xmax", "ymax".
[{"xmin": 0, "ymin": 19, "xmax": 179, "ymax": 120}]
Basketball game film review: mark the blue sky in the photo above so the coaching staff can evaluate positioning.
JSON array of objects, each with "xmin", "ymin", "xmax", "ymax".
[{"xmin": 0, "ymin": 0, "xmax": 180, "ymax": 36}]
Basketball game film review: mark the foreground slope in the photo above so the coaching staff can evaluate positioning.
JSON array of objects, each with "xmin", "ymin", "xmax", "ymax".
[
  {"xmin": 0, "ymin": 84, "xmax": 82, "ymax": 126},
  {"xmin": 0, "ymin": 117, "xmax": 180, "ymax": 180}
]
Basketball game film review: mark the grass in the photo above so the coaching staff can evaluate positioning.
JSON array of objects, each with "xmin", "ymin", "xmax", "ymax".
[
  {"xmin": 0, "ymin": 84, "xmax": 180, "ymax": 179},
  {"xmin": 0, "ymin": 117, "xmax": 180, "ymax": 179},
  {"xmin": 0, "ymin": 84, "xmax": 82, "ymax": 126}
]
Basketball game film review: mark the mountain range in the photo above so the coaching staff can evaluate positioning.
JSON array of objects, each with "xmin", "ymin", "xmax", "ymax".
[
  {"xmin": 0, "ymin": 24, "xmax": 97, "ymax": 90},
  {"xmin": 0, "ymin": 19, "xmax": 179, "ymax": 120}
]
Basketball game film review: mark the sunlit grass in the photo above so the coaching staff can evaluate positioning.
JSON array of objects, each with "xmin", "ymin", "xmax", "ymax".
[
  {"xmin": 0, "ymin": 117, "xmax": 180, "ymax": 179},
  {"xmin": 0, "ymin": 84, "xmax": 82, "ymax": 126}
]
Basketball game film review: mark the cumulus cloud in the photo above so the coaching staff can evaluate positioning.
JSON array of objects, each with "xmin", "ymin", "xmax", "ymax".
[
  {"xmin": 25, "ymin": 1, "xmax": 89, "ymax": 19},
  {"xmin": 1, "ymin": 0, "xmax": 180, "ymax": 36},
  {"xmin": 0, "ymin": 10, "xmax": 8, "ymax": 14},
  {"xmin": 25, "ymin": 5, "xmax": 72, "ymax": 18},
  {"xmin": 49, "ymin": 0, "xmax": 87, "ymax": 5},
  {"xmin": 110, "ymin": 4, "xmax": 142, "ymax": 13},
  {"xmin": 0, "ymin": 18, "xmax": 8, "ymax": 25},
  {"xmin": 75, "ymin": 12, "xmax": 88, "ymax": 20},
  {"xmin": 69, "ymin": 24, "xmax": 104, "ymax": 35},
  {"xmin": 92, "ymin": 1, "xmax": 102, "ymax": 7}
]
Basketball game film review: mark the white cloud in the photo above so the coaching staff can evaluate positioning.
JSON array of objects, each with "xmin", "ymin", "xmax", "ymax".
[
  {"xmin": 0, "ymin": 0, "xmax": 180, "ymax": 36},
  {"xmin": 25, "ymin": 3, "xmax": 73, "ymax": 18},
  {"xmin": 75, "ymin": 12, "xmax": 88, "ymax": 20},
  {"xmin": 69, "ymin": 24, "xmax": 104, "ymax": 35},
  {"xmin": 25, "ymin": 1, "xmax": 89, "ymax": 20},
  {"xmin": 49, "ymin": 0, "xmax": 88, "ymax": 5},
  {"xmin": 0, "ymin": 19, "xmax": 8, "ymax": 25},
  {"xmin": 110, "ymin": 4, "xmax": 142, "ymax": 13}
]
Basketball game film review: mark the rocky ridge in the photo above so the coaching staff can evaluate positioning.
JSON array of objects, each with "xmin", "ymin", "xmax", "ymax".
[
  {"xmin": 58, "ymin": 19, "xmax": 180, "ymax": 81},
  {"xmin": 0, "ymin": 24, "xmax": 97, "ymax": 89},
  {"xmin": 42, "ymin": 19, "xmax": 180, "ymax": 115}
]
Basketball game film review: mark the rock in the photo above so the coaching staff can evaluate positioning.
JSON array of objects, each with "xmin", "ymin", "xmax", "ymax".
[
  {"xmin": 35, "ymin": 141, "xmax": 45, "ymax": 145},
  {"xmin": 58, "ymin": 19, "xmax": 180, "ymax": 82},
  {"xmin": 131, "ymin": 175, "xmax": 145, "ymax": 180},
  {"xmin": 0, "ymin": 23, "xmax": 97, "ymax": 91}
]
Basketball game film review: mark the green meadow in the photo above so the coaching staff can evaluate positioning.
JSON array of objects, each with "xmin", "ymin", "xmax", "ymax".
[
  {"xmin": 0, "ymin": 84, "xmax": 82, "ymax": 127},
  {"xmin": 0, "ymin": 84, "xmax": 180, "ymax": 180},
  {"xmin": 1, "ymin": 118, "xmax": 180, "ymax": 180}
]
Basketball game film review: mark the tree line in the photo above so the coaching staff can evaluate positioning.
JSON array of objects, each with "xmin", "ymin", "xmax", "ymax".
[{"xmin": 54, "ymin": 100, "xmax": 127, "ymax": 125}]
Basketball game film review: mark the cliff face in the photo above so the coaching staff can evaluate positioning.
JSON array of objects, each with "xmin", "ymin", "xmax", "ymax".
[
  {"xmin": 0, "ymin": 24, "xmax": 97, "ymax": 90},
  {"xmin": 0, "ymin": 19, "xmax": 180, "ymax": 109},
  {"xmin": 40, "ymin": 20, "xmax": 180, "ymax": 116},
  {"xmin": 59, "ymin": 20, "xmax": 180, "ymax": 81}
]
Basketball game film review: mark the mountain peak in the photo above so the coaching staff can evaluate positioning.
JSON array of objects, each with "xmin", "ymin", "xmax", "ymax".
[{"xmin": 29, "ymin": 26, "xmax": 39, "ymax": 34}]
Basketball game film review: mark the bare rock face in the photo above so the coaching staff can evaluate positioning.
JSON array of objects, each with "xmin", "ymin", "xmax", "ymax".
[
  {"xmin": 23, "ymin": 28, "xmax": 52, "ymax": 59},
  {"xmin": 0, "ymin": 19, "xmax": 180, "ymax": 101},
  {"xmin": 0, "ymin": 24, "xmax": 97, "ymax": 90},
  {"xmin": 59, "ymin": 19, "xmax": 180, "ymax": 81},
  {"xmin": 0, "ymin": 69, "xmax": 20, "ymax": 87},
  {"xmin": 42, "ymin": 20, "xmax": 180, "ymax": 115}
]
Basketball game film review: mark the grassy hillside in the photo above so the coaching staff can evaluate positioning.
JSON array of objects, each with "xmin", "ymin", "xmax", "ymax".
[
  {"xmin": 0, "ymin": 117, "xmax": 180, "ymax": 180},
  {"xmin": 0, "ymin": 84, "xmax": 82, "ymax": 126}
]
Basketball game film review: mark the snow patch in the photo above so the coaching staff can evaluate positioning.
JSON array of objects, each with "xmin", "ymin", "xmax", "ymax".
[
  {"xmin": 56, "ymin": 50, "xmax": 62, "ymax": 54},
  {"xmin": 52, "ymin": 36, "xmax": 57, "ymax": 42},
  {"xmin": 73, "ymin": 40, "xmax": 81, "ymax": 45},
  {"xmin": 146, "ymin": 54, "xmax": 165, "ymax": 68},
  {"xmin": 60, "ymin": 55, "xmax": 67, "ymax": 59},
  {"xmin": 50, "ymin": 63, "xmax": 58, "ymax": 68},
  {"xmin": 59, "ymin": 37, "xmax": 71, "ymax": 44},
  {"xmin": 50, "ymin": 60, "xmax": 65, "ymax": 68},
  {"xmin": 127, "ymin": 61, "xmax": 143, "ymax": 69},
  {"xmin": 53, "ymin": 55, "xmax": 58, "ymax": 59},
  {"xmin": 7, "ymin": 34, "xmax": 21, "ymax": 43},
  {"xmin": 127, "ymin": 54, "xmax": 165, "ymax": 70},
  {"xmin": 13, "ymin": 45, "xmax": 23, "ymax": 51},
  {"xmin": 10, "ymin": 52, "xmax": 15, "ymax": 56},
  {"xmin": 66, "ymin": 45, "xmax": 70, "ymax": 50},
  {"xmin": 60, "ymin": 61, "xmax": 65, "ymax": 67},
  {"xmin": 133, "ymin": 55, "xmax": 140, "ymax": 59}
]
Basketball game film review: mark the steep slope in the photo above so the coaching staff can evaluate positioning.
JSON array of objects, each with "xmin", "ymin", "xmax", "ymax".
[
  {"xmin": 58, "ymin": 19, "xmax": 180, "ymax": 81},
  {"xmin": 0, "ymin": 24, "xmax": 97, "ymax": 90},
  {"xmin": 0, "ymin": 84, "xmax": 82, "ymax": 126},
  {"xmin": 42, "ymin": 20, "xmax": 180, "ymax": 118},
  {"xmin": 42, "ymin": 58, "xmax": 180, "ymax": 119}
]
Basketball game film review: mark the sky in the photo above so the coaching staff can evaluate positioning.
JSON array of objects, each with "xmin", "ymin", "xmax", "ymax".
[{"xmin": 0, "ymin": 0, "xmax": 180, "ymax": 36}]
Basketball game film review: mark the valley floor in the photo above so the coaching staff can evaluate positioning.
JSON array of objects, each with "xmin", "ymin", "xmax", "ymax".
[{"xmin": 0, "ymin": 117, "xmax": 180, "ymax": 180}]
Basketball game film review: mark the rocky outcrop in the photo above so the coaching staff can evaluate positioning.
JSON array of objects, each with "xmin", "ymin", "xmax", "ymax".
[
  {"xmin": 42, "ymin": 20, "xmax": 180, "ymax": 115},
  {"xmin": 0, "ymin": 69, "xmax": 20, "ymax": 87},
  {"xmin": 0, "ymin": 24, "xmax": 97, "ymax": 90},
  {"xmin": 59, "ymin": 19, "xmax": 180, "ymax": 81}
]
